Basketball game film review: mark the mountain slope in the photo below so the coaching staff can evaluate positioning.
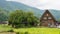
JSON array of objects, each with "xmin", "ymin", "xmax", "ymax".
[
  {"xmin": 0, "ymin": 0, "xmax": 43, "ymax": 17},
  {"xmin": 0, "ymin": 0, "xmax": 60, "ymax": 20}
]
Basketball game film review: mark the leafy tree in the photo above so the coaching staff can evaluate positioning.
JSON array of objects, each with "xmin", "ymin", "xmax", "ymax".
[
  {"xmin": 57, "ymin": 18, "xmax": 60, "ymax": 22},
  {"xmin": 8, "ymin": 10, "xmax": 40, "ymax": 28},
  {"xmin": 0, "ymin": 8, "xmax": 8, "ymax": 21},
  {"xmin": 26, "ymin": 12, "xmax": 39, "ymax": 26}
]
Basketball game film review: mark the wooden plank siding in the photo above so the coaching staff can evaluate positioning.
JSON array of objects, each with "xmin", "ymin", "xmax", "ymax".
[{"xmin": 40, "ymin": 10, "xmax": 56, "ymax": 27}]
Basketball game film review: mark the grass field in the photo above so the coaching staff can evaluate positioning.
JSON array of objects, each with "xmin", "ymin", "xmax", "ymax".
[
  {"xmin": 0, "ymin": 25, "xmax": 12, "ymax": 32},
  {"xmin": 14, "ymin": 27, "xmax": 60, "ymax": 34},
  {"xmin": 0, "ymin": 25, "xmax": 60, "ymax": 34}
]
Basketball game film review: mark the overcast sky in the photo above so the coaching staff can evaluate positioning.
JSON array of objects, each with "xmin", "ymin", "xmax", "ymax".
[{"xmin": 6, "ymin": 0, "xmax": 60, "ymax": 10}]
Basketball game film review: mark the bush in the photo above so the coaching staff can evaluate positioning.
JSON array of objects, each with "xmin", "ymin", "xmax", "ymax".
[
  {"xmin": 16, "ymin": 32, "xmax": 20, "ymax": 34},
  {"xmin": 7, "ymin": 29, "xmax": 14, "ymax": 32},
  {"xmin": 15, "ymin": 24, "xmax": 25, "ymax": 28},
  {"xmin": 25, "ymin": 32, "xmax": 28, "ymax": 34}
]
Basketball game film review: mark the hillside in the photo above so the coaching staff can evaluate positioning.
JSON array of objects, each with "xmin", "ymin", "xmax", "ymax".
[{"xmin": 0, "ymin": 0, "xmax": 60, "ymax": 20}]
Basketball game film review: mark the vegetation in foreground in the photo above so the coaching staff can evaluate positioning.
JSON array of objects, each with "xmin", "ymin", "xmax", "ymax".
[
  {"xmin": 14, "ymin": 27, "xmax": 60, "ymax": 34},
  {"xmin": 0, "ymin": 9, "xmax": 60, "ymax": 34},
  {"xmin": 0, "ymin": 25, "xmax": 60, "ymax": 34},
  {"xmin": 8, "ymin": 10, "xmax": 40, "ymax": 28}
]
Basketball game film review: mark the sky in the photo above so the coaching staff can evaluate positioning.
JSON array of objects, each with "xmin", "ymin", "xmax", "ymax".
[{"xmin": 6, "ymin": 0, "xmax": 60, "ymax": 10}]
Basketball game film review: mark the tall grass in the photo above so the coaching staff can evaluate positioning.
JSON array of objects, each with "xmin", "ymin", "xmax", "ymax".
[
  {"xmin": 14, "ymin": 27, "xmax": 60, "ymax": 34},
  {"xmin": 0, "ymin": 24, "xmax": 12, "ymax": 32},
  {"xmin": 0, "ymin": 25, "xmax": 60, "ymax": 34}
]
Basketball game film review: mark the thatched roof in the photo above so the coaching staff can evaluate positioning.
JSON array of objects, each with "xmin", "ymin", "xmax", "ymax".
[{"xmin": 40, "ymin": 10, "xmax": 56, "ymax": 22}]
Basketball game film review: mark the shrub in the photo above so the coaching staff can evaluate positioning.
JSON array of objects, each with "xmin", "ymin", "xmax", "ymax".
[
  {"xmin": 7, "ymin": 29, "xmax": 14, "ymax": 32},
  {"xmin": 16, "ymin": 32, "xmax": 20, "ymax": 34},
  {"xmin": 25, "ymin": 32, "xmax": 28, "ymax": 34}
]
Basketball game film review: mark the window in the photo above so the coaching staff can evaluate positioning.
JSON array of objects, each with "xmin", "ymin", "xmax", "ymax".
[
  {"xmin": 46, "ymin": 14, "xmax": 49, "ymax": 16},
  {"xmin": 43, "ymin": 17, "xmax": 47, "ymax": 19},
  {"xmin": 48, "ymin": 17, "xmax": 52, "ymax": 19}
]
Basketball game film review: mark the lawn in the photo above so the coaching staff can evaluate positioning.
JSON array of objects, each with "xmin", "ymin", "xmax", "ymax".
[
  {"xmin": 0, "ymin": 25, "xmax": 60, "ymax": 34},
  {"xmin": 0, "ymin": 25, "xmax": 12, "ymax": 32},
  {"xmin": 14, "ymin": 27, "xmax": 60, "ymax": 34}
]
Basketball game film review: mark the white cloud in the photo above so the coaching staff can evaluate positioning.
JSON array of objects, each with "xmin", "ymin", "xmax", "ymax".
[{"xmin": 6, "ymin": 0, "xmax": 60, "ymax": 10}]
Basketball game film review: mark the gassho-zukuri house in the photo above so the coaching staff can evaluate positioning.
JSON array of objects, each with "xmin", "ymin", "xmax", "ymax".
[{"xmin": 40, "ymin": 10, "xmax": 60, "ymax": 27}]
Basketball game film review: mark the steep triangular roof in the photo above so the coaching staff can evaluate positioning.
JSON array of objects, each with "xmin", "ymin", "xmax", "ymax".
[{"xmin": 40, "ymin": 10, "xmax": 56, "ymax": 21}]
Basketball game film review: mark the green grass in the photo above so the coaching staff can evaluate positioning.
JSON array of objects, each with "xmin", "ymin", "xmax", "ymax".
[
  {"xmin": 0, "ymin": 25, "xmax": 60, "ymax": 34},
  {"xmin": 14, "ymin": 27, "xmax": 60, "ymax": 34},
  {"xmin": 0, "ymin": 24, "xmax": 12, "ymax": 32}
]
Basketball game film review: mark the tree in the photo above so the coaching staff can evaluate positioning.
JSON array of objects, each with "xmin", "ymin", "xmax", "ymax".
[
  {"xmin": 0, "ymin": 8, "xmax": 8, "ymax": 21},
  {"xmin": 26, "ymin": 12, "xmax": 39, "ymax": 26},
  {"xmin": 8, "ymin": 10, "xmax": 40, "ymax": 28}
]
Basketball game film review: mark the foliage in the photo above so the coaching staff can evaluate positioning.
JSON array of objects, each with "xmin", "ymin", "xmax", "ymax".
[
  {"xmin": 8, "ymin": 10, "xmax": 40, "ymax": 28},
  {"xmin": 25, "ymin": 32, "xmax": 28, "ymax": 34},
  {"xmin": 0, "ymin": 25, "xmax": 60, "ymax": 34},
  {"xmin": 7, "ymin": 29, "xmax": 14, "ymax": 32},
  {"xmin": 57, "ymin": 18, "xmax": 60, "ymax": 22},
  {"xmin": 0, "ymin": 25, "xmax": 12, "ymax": 32},
  {"xmin": 0, "ymin": 8, "xmax": 9, "ymax": 21},
  {"xmin": 16, "ymin": 32, "xmax": 20, "ymax": 34},
  {"xmin": 14, "ymin": 28, "xmax": 60, "ymax": 34}
]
